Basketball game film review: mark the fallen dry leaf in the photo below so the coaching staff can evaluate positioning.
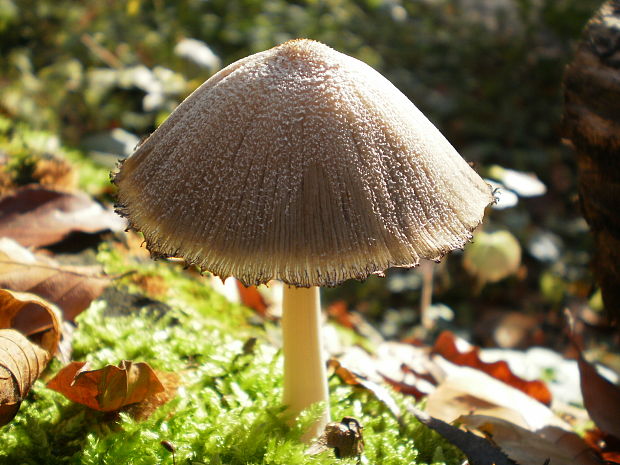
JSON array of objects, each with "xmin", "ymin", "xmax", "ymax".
[
  {"xmin": 577, "ymin": 351, "xmax": 620, "ymax": 440},
  {"xmin": 0, "ymin": 289, "xmax": 61, "ymax": 426},
  {"xmin": 328, "ymin": 358, "xmax": 401, "ymax": 418},
  {"xmin": 566, "ymin": 311, "xmax": 620, "ymax": 440},
  {"xmin": 124, "ymin": 371, "xmax": 180, "ymax": 421},
  {"xmin": 460, "ymin": 414, "xmax": 603, "ymax": 465},
  {"xmin": 47, "ymin": 360, "xmax": 165, "ymax": 412},
  {"xmin": 433, "ymin": 330, "xmax": 552, "ymax": 405},
  {"xmin": 0, "ymin": 185, "xmax": 125, "ymax": 247},
  {"xmin": 382, "ymin": 373, "xmax": 428, "ymax": 400},
  {"xmin": 131, "ymin": 274, "xmax": 168, "ymax": 298},
  {"xmin": 406, "ymin": 404, "xmax": 515, "ymax": 465},
  {"xmin": 326, "ymin": 301, "xmax": 385, "ymax": 347},
  {"xmin": 30, "ymin": 156, "xmax": 78, "ymax": 191},
  {"xmin": 376, "ymin": 342, "xmax": 441, "ymax": 399},
  {"xmin": 0, "ymin": 288, "xmax": 62, "ymax": 354},
  {"xmin": 1, "ymin": 153, "xmax": 77, "ymax": 192},
  {"xmin": 0, "ymin": 329, "xmax": 52, "ymax": 426},
  {"xmin": 0, "ymin": 238, "xmax": 111, "ymax": 321},
  {"xmin": 584, "ymin": 429, "xmax": 620, "ymax": 464},
  {"xmin": 425, "ymin": 365, "xmax": 568, "ymax": 432},
  {"xmin": 341, "ymin": 339, "xmax": 439, "ymax": 380},
  {"xmin": 327, "ymin": 301, "xmax": 357, "ymax": 329},
  {"xmin": 334, "ymin": 342, "xmax": 439, "ymax": 401},
  {"xmin": 0, "ymin": 166, "xmax": 14, "ymax": 196},
  {"xmin": 235, "ymin": 281, "xmax": 271, "ymax": 319}
]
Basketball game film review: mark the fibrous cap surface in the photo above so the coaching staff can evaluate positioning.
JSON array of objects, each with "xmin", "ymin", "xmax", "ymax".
[{"xmin": 114, "ymin": 39, "xmax": 493, "ymax": 287}]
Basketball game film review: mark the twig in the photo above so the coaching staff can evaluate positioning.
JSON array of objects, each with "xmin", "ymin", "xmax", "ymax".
[{"xmin": 81, "ymin": 33, "xmax": 122, "ymax": 69}]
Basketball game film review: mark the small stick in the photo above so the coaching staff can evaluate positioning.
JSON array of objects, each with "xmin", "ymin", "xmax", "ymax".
[{"xmin": 81, "ymin": 33, "xmax": 122, "ymax": 69}]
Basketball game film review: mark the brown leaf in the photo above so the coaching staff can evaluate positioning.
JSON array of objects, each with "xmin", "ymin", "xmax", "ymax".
[
  {"xmin": 124, "ymin": 371, "xmax": 180, "ymax": 421},
  {"xmin": 326, "ymin": 301, "xmax": 385, "ymax": 346},
  {"xmin": 460, "ymin": 414, "xmax": 604, "ymax": 465},
  {"xmin": 425, "ymin": 367, "xmax": 566, "ymax": 432},
  {"xmin": 406, "ymin": 404, "xmax": 516, "ymax": 465},
  {"xmin": 0, "ymin": 329, "xmax": 52, "ymax": 426},
  {"xmin": 47, "ymin": 360, "xmax": 165, "ymax": 411},
  {"xmin": 433, "ymin": 330, "xmax": 552, "ymax": 405},
  {"xmin": 577, "ymin": 351, "xmax": 620, "ymax": 440},
  {"xmin": 327, "ymin": 300, "xmax": 357, "ymax": 329},
  {"xmin": 31, "ymin": 156, "xmax": 77, "ymax": 191},
  {"xmin": 0, "ymin": 289, "xmax": 60, "ymax": 425},
  {"xmin": 1, "ymin": 153, "xmax": 77, "ymax": 191},
  {"xmin": 382, "ymin": 373, "xmax": 428, "ymax": 400},
  {"xmin": 584, "ymin": 429, "xmax": 620, "ymax": 464},
  {"xmin": 131, "ymin": 274, "xmax": 168, "ymax": 298},
  {"xmin": 0, "ymin": 185, "xmax": 125, "ymax": 247},
  {"xmin": 336, "ymin": 343, "xmax": 439, "ymax": 400},
  {"xmin": 328, "ymin": 358, "xmax": 401, "ymax": 418},
  {"xmin": 567, "ymin": 311, "xmax": 620, "ymax": 439},
  {"xmin": 235, "ymin": 281, "xmax": 270, "ymax": 318},
  {"xmin": 0, "ymin": 239, "xmax": 111, "ymax": 321},
  {"xmin": 0, "ymin": 289, "xmax": 62, "ymax": 354}
]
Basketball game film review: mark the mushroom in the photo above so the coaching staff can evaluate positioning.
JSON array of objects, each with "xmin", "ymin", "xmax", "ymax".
[{"xmin": 113, "ymin": 39, "xmax": 493, "ymax": 439}]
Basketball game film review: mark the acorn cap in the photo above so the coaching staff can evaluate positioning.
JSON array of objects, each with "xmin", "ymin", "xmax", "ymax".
[{"xmin": 114, "ymin": 39, "xmax": 493, "ymax": 287}]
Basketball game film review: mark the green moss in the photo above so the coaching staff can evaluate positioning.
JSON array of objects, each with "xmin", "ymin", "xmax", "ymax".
[{"xmin": 0, "ymin": 243, "xmax": 463, "ymax": 464}]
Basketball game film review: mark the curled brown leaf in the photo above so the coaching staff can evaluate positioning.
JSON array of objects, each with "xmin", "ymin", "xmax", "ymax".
[
  {"xmin": 566, "ymin": 310, "xmax": 620, "ymax": 440},
  {"xmin": 235, "ymin": 281, "xmax": 271, "ymax": 319},
  {"xmin": 47, "ymin": 360, "xmax": 165, "ymax": 412},
  {"xmin": 0, "ymin": 329, "xmax": 52, "ymax": 426},
  {"xmin": 328, "ymin": 358, "xmax": 401, "ymax": 418},
  {"xmin": 0, "ymin": 238, "xmax": 111, "ymax": 322},
  {"xmin": 0, "ymin": 289, "xmax": 61, "ymax": 426},
  {"xmin": 0, "ymin": 186, "xmax": 125, "ymax": 247},
  {"xmin": 433, "ymin": 330, "xmax": 552, "ymax": 406},
  {"xmin": 460, "ymin": 414, "xmax": 603, "ymax": 465},
  {"xmin": 0, "ymin": 289, "xmax": 62, "ymax": 354}
]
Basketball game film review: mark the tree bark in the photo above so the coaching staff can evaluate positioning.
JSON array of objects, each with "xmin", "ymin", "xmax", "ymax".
[{"xmin": 563, "ymin": 1, "xmax": 620, "ymax": 324}]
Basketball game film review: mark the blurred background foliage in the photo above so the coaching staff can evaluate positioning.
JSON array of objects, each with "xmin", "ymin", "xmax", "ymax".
[{"xmin": 0, "ymin": 0, "xmax": 605, "ymax": 343}]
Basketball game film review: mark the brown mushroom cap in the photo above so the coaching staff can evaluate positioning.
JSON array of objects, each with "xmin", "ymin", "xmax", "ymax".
[{"xmin": 114, "ymin": 39, "xmax": 493, "ymax": 287}]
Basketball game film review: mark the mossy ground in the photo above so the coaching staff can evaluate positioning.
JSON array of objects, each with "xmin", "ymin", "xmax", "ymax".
[{"xmin": 0, "ymin": 242, "xmax": 463, "ymax": 465}]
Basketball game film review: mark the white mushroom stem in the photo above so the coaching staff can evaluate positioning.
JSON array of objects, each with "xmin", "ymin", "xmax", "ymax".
[
  {"xmin": 419, "ymin": 261, "xmax": 435, "ymax": 330},
  {"xmin": 281, "ymin": 285, "xmax": 330, "ymax": 440}
]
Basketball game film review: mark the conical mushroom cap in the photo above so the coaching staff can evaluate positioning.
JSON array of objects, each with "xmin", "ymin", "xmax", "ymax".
[{"xmin": 114, "ymin": 39, "xmax": 493, "ymax": 287}]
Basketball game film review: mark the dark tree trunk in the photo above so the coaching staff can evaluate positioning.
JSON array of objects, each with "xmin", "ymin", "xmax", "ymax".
[{"xmin": 563, "ymin": 1, "xmax": 620, "ymax": 325}]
